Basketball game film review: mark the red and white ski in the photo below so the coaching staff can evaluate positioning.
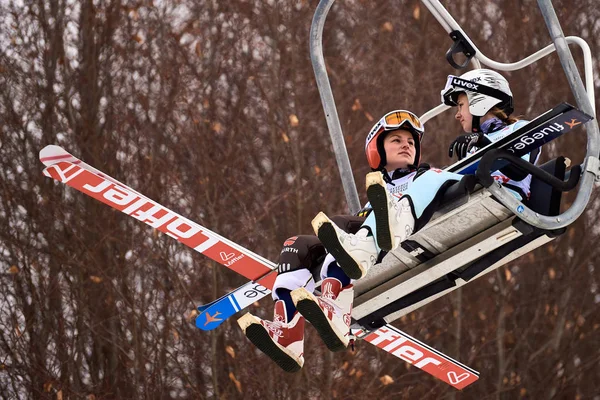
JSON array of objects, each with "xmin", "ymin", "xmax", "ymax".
[
  {"xmin": 39, "ymin": 145, "xmax": 278, "ymax": 288},
  {"xmin": 355, "ymin": 325, "xmax": 479, "ymax": 389}
]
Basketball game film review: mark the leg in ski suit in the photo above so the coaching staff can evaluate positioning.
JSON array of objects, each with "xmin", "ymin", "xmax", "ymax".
[
  {"xmin": 238, "ymin": 216, "xmax": 364, "ymax": 372},
  {"xmin": 313, "ymin": 169, "xmax": 465, "ymax": 279}
]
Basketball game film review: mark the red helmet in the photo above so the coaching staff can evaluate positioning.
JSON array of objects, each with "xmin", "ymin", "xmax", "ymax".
[{"xmin": 365, "ymin": 110, "xmax": 425, "ymax": 171}]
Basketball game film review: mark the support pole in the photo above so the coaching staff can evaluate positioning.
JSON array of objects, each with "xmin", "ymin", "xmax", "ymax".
[{"xmin": 310, "ymin": 0, "xmax": 361, "ymax": 214}]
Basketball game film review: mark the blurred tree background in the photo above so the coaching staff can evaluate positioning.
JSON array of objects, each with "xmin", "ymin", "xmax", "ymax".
[{"xmin": 1, "ymin": 0, "xmax": 599, "ymax": 398}]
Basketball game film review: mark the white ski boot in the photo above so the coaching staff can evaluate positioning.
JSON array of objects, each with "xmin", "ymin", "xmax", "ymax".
[
  {"xmin": 366, "ymin": 171, "xmax": 415, "ymax": 251},
  {"xmin": 237, "ymin": 300, "xmax": 305, "ymax": 373},
  {"xmin": 311, "ymin": 212, "xmax": 378, "ymax": 279},
  {"xmin": 291, "ymin": 277, "xmax": 353, "ymax": 352}
]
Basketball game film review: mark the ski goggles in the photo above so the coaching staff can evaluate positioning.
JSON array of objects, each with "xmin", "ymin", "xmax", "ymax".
[
  {"xmin": 440, "ymin": 75, "xmax": 512, "ymax": 107},
  {"xmin": 365, "ymin": 110, "xmax": 424, "ymax": 148}
]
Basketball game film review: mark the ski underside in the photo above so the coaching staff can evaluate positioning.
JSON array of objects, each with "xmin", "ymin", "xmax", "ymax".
[{"xmin": 39, "ymin": 103, "xmax": 590, "ymax": 390}]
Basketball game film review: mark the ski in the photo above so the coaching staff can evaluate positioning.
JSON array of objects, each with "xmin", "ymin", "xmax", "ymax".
[
  {"xmin": 355, "ymin": 325, "xmax": 479, "ymax": 389},
  {"xmin": 198, "ymin": 289, "xmax": 479, "ymax": 388},
  {"xmin": 449, "ymin": 103, "xmax": 591, "ymax": 175},
  {"xmin": 195, "ymin": 274, "xmax": 275, "ymax": 330},
  {"xmin": 39, "ymin": 145, "xmax": 278, "ymax": 283}
]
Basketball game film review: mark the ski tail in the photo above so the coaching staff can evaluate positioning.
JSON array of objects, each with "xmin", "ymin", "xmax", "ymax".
[
  {"xmin": 40, "ymin": 145, "xmax": 277, "ymax": 281},
  {"xmin": 355, "ymin": 325, "xmax": 479, "ymax": 390}
]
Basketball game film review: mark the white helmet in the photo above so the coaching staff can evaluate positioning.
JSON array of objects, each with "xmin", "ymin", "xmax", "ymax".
[{"xmin": 440, "ymin": 69, "xmax": 513, "ymax": 132}]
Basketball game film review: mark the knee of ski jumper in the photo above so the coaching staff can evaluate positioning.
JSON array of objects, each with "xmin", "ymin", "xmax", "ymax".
[
  {"xmin": 272, "ymin": 235, "xmax": 327, "ymax": 298},
  {"xmin": 277, "ymin": 235, "xmax": 326, "ymax": 276}
]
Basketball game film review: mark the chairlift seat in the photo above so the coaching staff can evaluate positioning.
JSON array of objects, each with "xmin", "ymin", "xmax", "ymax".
[{"xmin": 351, "ymin": 157, "xmax": 569, "ymax": 331}]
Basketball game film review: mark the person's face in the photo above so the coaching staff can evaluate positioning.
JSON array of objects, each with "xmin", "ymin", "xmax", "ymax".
[
  {"xmin": 383, "ymin": 129, "xmax": 416, "ymax": 170},
  {"xmin": 454, "ymin": 93, "xmax": 473, "ymax": 132}
]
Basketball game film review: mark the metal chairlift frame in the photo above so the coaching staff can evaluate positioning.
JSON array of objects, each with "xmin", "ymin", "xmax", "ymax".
[{"xmin": 309, "ymin": 0, "xmax": 599, "ymax": 330}]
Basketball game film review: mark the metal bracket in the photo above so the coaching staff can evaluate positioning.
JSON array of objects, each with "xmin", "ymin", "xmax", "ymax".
[
  {"xmin": 445, "ymin": 30, "xmax": 476, "ymax": 69},
  {"xmin": 585, "ymin": 156, "xmax": 600, "ymax": 181}
]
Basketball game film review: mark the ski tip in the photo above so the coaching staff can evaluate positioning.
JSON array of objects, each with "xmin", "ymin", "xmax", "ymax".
[
  {"xmin": 196, "ymin": 297, "xmax": 220, "ymax": 313},
  {"xmin": 195, "ymin": 308, "xmax": 229, "ymax": 331},
  {"xmin": 39, "ymin": 145, "xmax": 73, "ymax": 167}
]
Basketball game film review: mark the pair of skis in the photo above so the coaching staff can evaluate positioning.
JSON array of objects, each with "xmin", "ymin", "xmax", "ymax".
[
  {"xmin": 39, "ymin": 102, "xmax": 590, "ymax": 390},
  {"xmin": 39, "ymin": 145, "xmax": 479, "ymax": 389}
]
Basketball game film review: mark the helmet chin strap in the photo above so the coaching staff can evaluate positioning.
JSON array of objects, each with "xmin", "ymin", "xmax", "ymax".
[
  {"xmin": 470, "ymin": 115, "xmax": 482, "ymax": 133},
  {"xmin": 380, "ymin": 167, "xmax": 392, "ymax": 184}
]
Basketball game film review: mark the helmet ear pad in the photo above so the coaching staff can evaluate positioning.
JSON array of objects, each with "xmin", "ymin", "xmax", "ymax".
[
  {"xmin": 467, "ymin": 92, "xmax": 503, "ymax": 118},
  {"xmin": 366, "ymin": 130, "xmax": 384, "ymax": 170},
  {"xmin": 374, "ymin": 131, "xmax": 388, "ymax": 170}
]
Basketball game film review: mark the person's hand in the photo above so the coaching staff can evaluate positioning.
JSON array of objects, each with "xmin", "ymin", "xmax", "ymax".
[{"xmin": 448, "ymin": 133, "xmax": 492, "ymax": 160}]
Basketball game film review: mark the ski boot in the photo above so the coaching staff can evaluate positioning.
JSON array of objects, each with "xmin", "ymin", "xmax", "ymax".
[
  {"xmin": 366, "ymin": 171, "xmax": 415, "ymax": 251},
  {"xmin": 291, "ymin": 277, "xmax": 353, "ymax": 352},
  {"xmin": 311, "ymin": 212, "xmax": 377, "ymax": 279},
  {"xmin": 237, "ymin": 300, "xmax": 305, "ymax": 373}
]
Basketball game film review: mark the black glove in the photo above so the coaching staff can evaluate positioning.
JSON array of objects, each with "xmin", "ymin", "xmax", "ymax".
[{"xmin": 448, "ymin": 132, "xmax": 492, "ymax": 160}]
